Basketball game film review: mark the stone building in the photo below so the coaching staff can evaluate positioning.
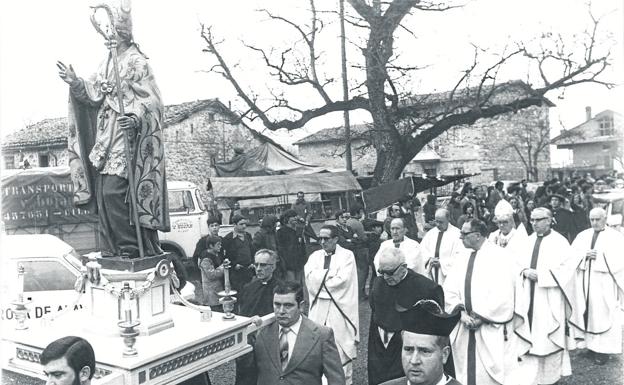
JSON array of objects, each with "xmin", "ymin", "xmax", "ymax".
[
  {"xmin": 2, "ymin": 99, "xmax": 280, "ymax": 197},
  {"xmin": 552, "ymin": 108, "xmax": 623, "ymax": 177},
  {"xmin": 294, "ymin": 81, "xmax": 553, "ymax": 183}
]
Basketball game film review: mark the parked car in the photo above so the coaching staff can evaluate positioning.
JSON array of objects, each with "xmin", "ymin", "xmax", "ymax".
[
  {"xmin": 1, "ymin": 234, "xmax": 194, "ymax": 322},
  {"xmin": 593, "ymin": 188, "xmax": 624, "ymax": 231}
]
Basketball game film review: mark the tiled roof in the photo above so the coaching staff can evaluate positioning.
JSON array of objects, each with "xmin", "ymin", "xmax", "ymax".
[
  {"xmin": 294, "ymin": 80, "xmax": 554, "ymax": 147},
  {"xmin": 2, "ymin": 99, "xmax": 282, "ymax": 151},
  {"xmin": 293, "ymin": 123, "xmax": 372, "ymax": 145}
]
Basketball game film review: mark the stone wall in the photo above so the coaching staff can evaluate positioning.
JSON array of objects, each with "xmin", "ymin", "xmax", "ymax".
[
  {"xmin": 298, "ymin": 105, "xmax": 552, "ymax": 183},
  {"xmin": 296, "ymin": 138, "xmax": 376, "ymax": 175},
  {"xmin": 2, "ymin": 147, "xmax": 68, "ymax": 169},
  {"xmin": 163, "ymin": 109, "xmax": 264, "ymax": 198}
]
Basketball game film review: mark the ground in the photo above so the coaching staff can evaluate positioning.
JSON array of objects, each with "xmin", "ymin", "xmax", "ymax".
[{"xmin": 2, "ymin": 291, "xmax": 622, "ymax": 384}]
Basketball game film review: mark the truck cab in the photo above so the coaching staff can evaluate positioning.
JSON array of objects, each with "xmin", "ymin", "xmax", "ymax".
[{"xmin": 158, "ymin": 181, "xmax": 209, "ymax": 269}]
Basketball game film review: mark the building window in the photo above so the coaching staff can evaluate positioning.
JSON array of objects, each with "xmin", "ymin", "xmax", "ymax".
[
  {"xmin": 208, "ymin": 113, "xmax": 215, "ymax": 123},
  {"xmin": 446, "ymin": 127, "xmax": 463, "ymax": 145},
  {"xmin": 4, "ymin": 156, "xmax": 15, "ymax": 169},
  {"xmin": 39, "ymin": 154, "xmax": 49, "ymax": 167},
  {"xmin": 599, "ymin": 117, "xmax": 614, "ymax": 136},
  {"xmin": 455, "ymin": 168, "xmax": 464, "ymax": 175},
  {"xmin": 424, "ymin": 167, "xmax": 437, "ymax": 177}
]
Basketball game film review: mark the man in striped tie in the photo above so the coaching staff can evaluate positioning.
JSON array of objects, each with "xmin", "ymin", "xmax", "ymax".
[
  {"xmin": 254, "ymin": 281, "xmax": 345, "ymax": 385},
  {"xmin": 443, "ymin": 219, "xmax": 515, "ymax": 385}
]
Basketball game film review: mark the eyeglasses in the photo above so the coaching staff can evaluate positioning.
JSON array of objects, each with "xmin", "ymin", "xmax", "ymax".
[
  {"xmin": 530, "ymin": 217, "xmax": 550, "ymax": 223},
  {"xmin": 459, "ymin": 231, "xmax": 479, "ymax": 238},
  {"xmin": 377, "ymin": 263, "xmax": 404, "ymax": 276},
  {"xmin": 319, "ymin": 236, "xmax": 335, "ymax": 242},
  {"xmin": 254, "ymin": 262, "xmax": 275, "ymax": 268}
]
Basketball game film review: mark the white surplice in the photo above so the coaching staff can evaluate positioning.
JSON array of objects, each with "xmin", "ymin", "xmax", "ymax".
[
  {"xmin": 373, "ymin": 236, "xmax": 423, "ymax": 275},
  {"xmin": 305, "ymin": 244, "xmax": 359, "ymax": 384},
  {"xmin": 444, "ymin": 240, "xmax": 515, "ymax": 385},
  {"xmin": 419, "ymin": 225, "xmax": 463, "ymax": 285},
  {"xmin": 514, "ymin": 231, "xmax": 574, "ymax": 385},
  {"xmin": 567, "ymin": 226, "xmax": 624, "ymax": 354}
]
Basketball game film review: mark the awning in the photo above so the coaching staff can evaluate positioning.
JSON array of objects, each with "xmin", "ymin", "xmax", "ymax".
[
  {"xmin": 211, "ymin": 171, "xmax": 361, "ymax": 200},
  {"xmin": 362, "ymin": 173, "xmax": 478, "ymax": 213}
]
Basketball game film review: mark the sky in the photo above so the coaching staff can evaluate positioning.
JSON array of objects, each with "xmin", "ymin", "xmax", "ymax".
[{"xmin": 1, "ymin": 0, "xmax": 622, "ymax": 154}]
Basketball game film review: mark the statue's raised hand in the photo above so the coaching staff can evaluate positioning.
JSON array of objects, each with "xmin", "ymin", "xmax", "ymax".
[{"xmin": 56, "ymin": 61, "xmax": 77, "ymax": 85}]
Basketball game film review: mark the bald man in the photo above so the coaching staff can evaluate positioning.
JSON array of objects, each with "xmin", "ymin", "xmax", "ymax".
[
  {"xmin": 567, "ymin": 207, "xmax": 624, "ymax": 365},
  {"xmin": 368, "ymin": 247, "xmax": 444, "ymax": 384},
  {"xmin": 373, "ymin": 218, "xmax": 423, "ymax": 275},
  {"xmin": 419, "ymin": 209, "xmax": 462, "ymax": 284}
]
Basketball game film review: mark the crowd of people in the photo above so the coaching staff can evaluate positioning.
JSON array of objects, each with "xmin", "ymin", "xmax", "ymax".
[{"xmin": 42, "ymin": 176, "xmax": 624, "ymax": 385}]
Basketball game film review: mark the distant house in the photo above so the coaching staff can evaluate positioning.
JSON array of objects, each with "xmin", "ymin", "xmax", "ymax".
[
  {"xmin": 1, "ymin": 99, "xmax": 282, "ymax": 197},
  {"xmin": 552, "ymin": 108, "xmax": 623, "ymax": 177},
  {"xmin": 294, "ymin": 81, "xmax": 554, "ymax": 182}
]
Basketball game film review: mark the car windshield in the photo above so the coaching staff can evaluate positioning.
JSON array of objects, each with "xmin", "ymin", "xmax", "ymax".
[{"xmin": 64, "ymin": 250, "xmax": 83, "ymax": 271}]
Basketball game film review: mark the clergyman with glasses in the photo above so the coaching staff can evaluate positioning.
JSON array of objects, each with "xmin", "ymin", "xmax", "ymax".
[
  {"xmin": 235, "ymin": 249, "xmax": 281, "ymax": 385},
  {"xmin": 305, "ymin": 225, "xmax": 359, "ymax": 384},
  {"xmin": 368, "ymin": 247, "xmax": 444, "ymax": 385},
  {"xmin": 443, "ymin": 219, "xmax": 515, "ymax": 385}
]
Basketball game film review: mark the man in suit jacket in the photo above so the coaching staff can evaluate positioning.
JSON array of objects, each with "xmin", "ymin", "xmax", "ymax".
[
  {"xmin": 380, "ymin": 300, "xmax": 462, "ymax": 385},
  {"xmin": 254, "ymin": 280, "xmax": 345, "ymax": 385}
]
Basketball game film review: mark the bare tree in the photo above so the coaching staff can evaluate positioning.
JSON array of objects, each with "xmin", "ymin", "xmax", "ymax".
[
  {"xmin": 492, "ymin": 107, "xmax": 552, "ymax": 181},
  {"xmin": 201, "ymin": 0, "xmax": 615, "ymax": 184}
]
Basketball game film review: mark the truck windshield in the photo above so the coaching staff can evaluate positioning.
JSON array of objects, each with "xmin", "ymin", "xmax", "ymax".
[
  {"xmin": 195, "ymin": 189, "xmax": 206, "ymax": 211},
  {"xmin": 169, "ymin": 191, "xmax": 194, "ymax": 213}
]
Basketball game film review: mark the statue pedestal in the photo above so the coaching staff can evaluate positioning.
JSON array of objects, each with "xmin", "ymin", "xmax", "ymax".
[
  {"xmin": 83, "ymin": 254, "xmax": 176, "ymax": 337},
  {"xmin": 2, "ymin": 306, "xmax": 259, "ymax": 385}
]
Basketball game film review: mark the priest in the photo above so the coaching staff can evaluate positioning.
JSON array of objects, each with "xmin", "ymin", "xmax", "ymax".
[
  {"xmin": 419, "ymin": 208, "xmax": 462, "ymax": 284},
  {"xmin": 443, "ymin": 219, "xmax": 515, "ymax": 385},
  {"xmin": 374, "ymin": 218, "xmax": 423, "ymax": 275},
  {"xmin": 514, "ymin": 207, "xmax": 574, "ymax": 385},
  {"xmin": 368, "ymin": 247, "xmax": 444, "ymax": 384},
  {"xmin": 305, "ymin": 225, "xmax": 359, "ymax": 385},
  {"xmin": 567, "ymin": 207, "xmax": 624, "ymax": 365}
]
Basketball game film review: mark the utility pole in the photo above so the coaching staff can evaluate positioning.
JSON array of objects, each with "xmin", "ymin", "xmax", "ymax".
[{"xmin": 339, "ymin": 0, "xmax": 352, "ymax": 171}]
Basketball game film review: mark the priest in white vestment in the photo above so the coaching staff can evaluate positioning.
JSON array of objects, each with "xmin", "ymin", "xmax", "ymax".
[
  {"xmin": 374, "ymin": 218, "xmax": 423, "ymax": 275},
  {"xmin": 444, "ymin": 218, "xmax": 515, "ymax": 385},
  {"xmin": 488, "ymin": 200, "xmax": 530, "ymax": 384},
  {"xmin": 567, "ymin": 207, "xmax": 624, "ymax": 365},
  {"xmin": 420, "ymin": 208, "xmax": 463, "ymax": 285},
  {"xmin": 305, "ymin": 224, "xmax": 359, "ymax": 385},
  {"xmin": 514, "ymin": 207, "xmax": 574, "ymax": 385}
]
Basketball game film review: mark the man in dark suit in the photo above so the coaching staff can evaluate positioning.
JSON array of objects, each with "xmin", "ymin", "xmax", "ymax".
[
  {"xmin": 254, "ymin": 281, "xmax": 345, "ymax": 385},
  {"xmin": 380, "ymin": 300, "xmax": 462, "ymax": 385},
  {"xmin": 368, "ymin": 247, "xmax": 445, "ymax": 385}
]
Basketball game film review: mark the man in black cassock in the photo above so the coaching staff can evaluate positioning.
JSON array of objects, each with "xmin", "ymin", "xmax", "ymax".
[
  {"xmin": 234, "ymin": 249, "xmax": 281, "ymax": 385},
  {"xmin": 369, "ymin": 247, "xmax": 445, "ymax": 385}
]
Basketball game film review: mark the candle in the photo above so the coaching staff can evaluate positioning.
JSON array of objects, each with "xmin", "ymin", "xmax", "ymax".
[
  {"xmin": 223, "ymin": 259, "xmax": 231, "ymax": 295},
  {"xmin": 17, "ymin": 264, "xmax": 25, "ymax": 302}
]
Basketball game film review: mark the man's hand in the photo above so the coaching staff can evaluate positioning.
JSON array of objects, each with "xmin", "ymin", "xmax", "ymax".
[
  {"xmin": 461, "ymin": 312, "xmax": 483, "ymax": 330},
  {"xmin": 117, "ymin": 115, "xmax": 138, "ymax": 131},
  {"xmin": 429, "ymin": 258, "xmax": 441, "ymax": 268},
  {"xmin": 586, "ymin": 250, "xmax": 597, "ymax": 261},
  {"xmin": 523, "ymin": 268, "xmax": 538, "ymax": 281},
  {"xmin": 57, "ymin": 61, "xmax": 77, "ymax": 85}
]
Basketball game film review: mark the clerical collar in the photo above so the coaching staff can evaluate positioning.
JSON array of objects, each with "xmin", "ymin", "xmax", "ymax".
[
  {"xmin": 394, "ymin": 237, "xmax": 404, "ymax": 244},
  {"xmin": 537, "ymin": 230, "xmax": 551, "ymax": 237},
  {"xmin": 325, "ymin": 250, "xmax": 334, "ymax": 257},
  {"xmin": 594, "ymin": 228, "xmax": 604, "ymax": 233}
]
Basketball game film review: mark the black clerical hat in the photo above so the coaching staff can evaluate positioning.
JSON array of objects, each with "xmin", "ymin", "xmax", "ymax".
[{"xmin": 396, "ymin": 300, "xmax": 460, "ymax": 336}]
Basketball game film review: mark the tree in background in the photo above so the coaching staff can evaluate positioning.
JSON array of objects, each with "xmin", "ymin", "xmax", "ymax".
[{"xmin": 202, "ymin": 0, "xmax": 616, "ymax": 184}]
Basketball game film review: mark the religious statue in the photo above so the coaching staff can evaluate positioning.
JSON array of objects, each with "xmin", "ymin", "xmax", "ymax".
[{"xmin": 57, "ymin": 0, "xmax": 169, "ymax": 258}]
